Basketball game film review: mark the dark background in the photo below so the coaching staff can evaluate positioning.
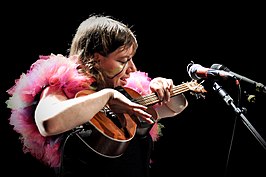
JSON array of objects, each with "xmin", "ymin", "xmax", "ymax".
[{"xmin": 1, "ymin": 2, "xmax": 266, "ymax": 177}]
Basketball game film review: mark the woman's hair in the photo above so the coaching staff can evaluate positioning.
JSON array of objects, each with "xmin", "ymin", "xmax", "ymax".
[{"xmin": 69, "ymin": 14, "xmax": 138, "ymax": 90}]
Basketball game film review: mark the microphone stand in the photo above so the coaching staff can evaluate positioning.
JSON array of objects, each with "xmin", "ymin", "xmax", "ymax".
[{"xmin": 212, "ymin": 82, "xmax": 266, "ymax": 150}]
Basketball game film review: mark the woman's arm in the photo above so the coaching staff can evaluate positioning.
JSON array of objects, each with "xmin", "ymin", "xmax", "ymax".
[
  {"xmin": 35, "ymin": 86, "xmax": 153, "ymax": 137},
  {"xmin": 154, "ymin": 94, "xmax": 188, "ymax": 119}
]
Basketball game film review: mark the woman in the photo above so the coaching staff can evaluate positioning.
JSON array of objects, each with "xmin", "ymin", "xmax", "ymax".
[{"xmin": 6, "ymin": 14, "xmax": 188, "ymax": 177}]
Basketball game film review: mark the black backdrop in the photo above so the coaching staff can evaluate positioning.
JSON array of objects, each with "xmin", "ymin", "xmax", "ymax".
[{"xmin": 1, "ymin": 2, "xmax": 266, "ymax": 177}]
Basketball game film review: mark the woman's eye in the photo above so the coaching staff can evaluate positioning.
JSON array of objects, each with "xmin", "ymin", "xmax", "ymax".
[
  {"xmin": 119, "ymin": 60, "xmax": 127, "ymax": 64},
  {"xmin": 119, "ymin": 58, "xmax": 131, "ymax": 65}
]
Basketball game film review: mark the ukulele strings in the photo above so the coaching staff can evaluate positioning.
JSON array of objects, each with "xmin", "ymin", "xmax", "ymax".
[{"xmin": 134, "ymin": 83, "xmax": 190, "ymax": 106}]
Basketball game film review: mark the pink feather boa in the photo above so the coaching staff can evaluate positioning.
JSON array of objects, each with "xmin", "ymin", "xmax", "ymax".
[
  {"xmin": 6, "ymin": 54, "xmax": 163, "ymax": 167},
  {"xmin": 124, "ymin": 71, "xmax": 164, "ymax": 141}
]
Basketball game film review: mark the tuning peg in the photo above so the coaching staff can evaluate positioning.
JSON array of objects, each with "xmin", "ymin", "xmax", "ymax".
[{"xmin": 190, "ymin": 92, "xmax": 206, "ymax": 99}]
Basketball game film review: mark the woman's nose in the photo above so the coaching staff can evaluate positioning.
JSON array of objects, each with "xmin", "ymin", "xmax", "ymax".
[{"xmin": 127, "ymin": 60, "xmax": 137, "ymax": 72}]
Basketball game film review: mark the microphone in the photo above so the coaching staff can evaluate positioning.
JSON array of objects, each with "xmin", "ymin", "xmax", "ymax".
[
  {"xmin": 187, "ymin": 63, "xmax": 235, "ymax": 80},
  {"xmin": 211, "ymin": 64, "xmax": 266, "ymax": 93}
]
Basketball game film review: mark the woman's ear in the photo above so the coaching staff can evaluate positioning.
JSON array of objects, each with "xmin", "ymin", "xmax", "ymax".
[
  {"xmin": 93, "ymin": 52, "xmax": 102, "ymax": 69},
  {"xmin": 93, "ymin": 53, "xmax": 102, "ymax": 62}
]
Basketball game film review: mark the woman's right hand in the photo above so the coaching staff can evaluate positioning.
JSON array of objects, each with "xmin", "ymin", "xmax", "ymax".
[{"xmin": 107, "ymin": 89, "xmax": 154, "ymax": 124}]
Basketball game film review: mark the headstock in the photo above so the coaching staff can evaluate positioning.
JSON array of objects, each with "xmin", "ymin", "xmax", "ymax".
[{"xmin": 185, "ymin": 80, "xmax": 207, "ymax": 99}]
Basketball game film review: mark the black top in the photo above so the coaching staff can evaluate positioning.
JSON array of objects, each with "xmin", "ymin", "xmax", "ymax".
[{"xmin": 55, "ymin": 127, "xmax": 153, "ymax": 177}]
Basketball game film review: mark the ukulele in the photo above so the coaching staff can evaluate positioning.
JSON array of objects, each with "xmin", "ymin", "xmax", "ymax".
[{"xmin": 73, "ymin": 80, "xmax": 206, "ymax": 158}]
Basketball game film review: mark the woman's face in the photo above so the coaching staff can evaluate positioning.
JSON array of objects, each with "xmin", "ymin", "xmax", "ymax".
[{"xmin": 96, "ymin": 45, "xmax": 137, "ymax": 88}]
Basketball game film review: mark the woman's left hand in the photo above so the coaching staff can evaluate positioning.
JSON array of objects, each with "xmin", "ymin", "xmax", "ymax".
[{"xmin": 149, "ymin": 77, "xmax": 173, "ymax": 105}]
